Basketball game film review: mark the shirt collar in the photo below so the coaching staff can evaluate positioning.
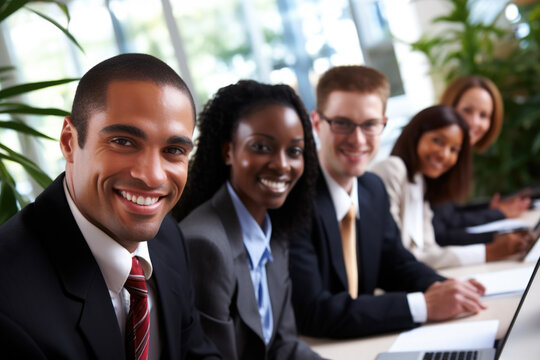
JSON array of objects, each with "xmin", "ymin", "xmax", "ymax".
[
  {"xmin": 320, "ymin": 166, "xmax": 359, "ymax": 222},
  {"xmin": 406, "ymin": 173, "xmax": 426, "ymax": 248},
  {"xmin": 409, "ymin": 173, "xmax": 425, "ymax": 198},
  {"xmin": 226, "ymin": 182, "xmax": 273, "ymax": 269},
  {"xmin": 63, "ymin": 179, "xmax": 153, "ymax": 295}
]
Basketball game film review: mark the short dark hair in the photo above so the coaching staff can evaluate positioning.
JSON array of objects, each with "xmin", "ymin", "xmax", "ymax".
[
  {"xmin": 391, "ymin": 105, "xmax": 472, "ymax": 204},
  {"xmin": 440, "ymin": 75, "xmax": 503, "ymax": 152},
  {"xmin": 316, "ymin": 65, "xmax": 390, "ymax": 113},
  {"xmin": 174, "ymin": 80, "xmax": 318, "ymax": 236},
  {"xmin": 70, "ymin": 53, "xmax": 195, "ymax": 147}
]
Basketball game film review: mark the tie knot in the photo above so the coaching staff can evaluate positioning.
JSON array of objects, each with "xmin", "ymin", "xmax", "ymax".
[
  {"xmin": 343, "ymin": 203, "xmax": 356, "ymax": 224},
  {"xmin": 125, "ymin": 257, "xmax": 148, "ymax": 298}
]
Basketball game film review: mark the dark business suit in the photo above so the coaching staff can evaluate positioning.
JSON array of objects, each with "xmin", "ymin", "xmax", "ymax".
[
  {"xmin": 180, "ymin": 184, "xmax": 323, "ymax": 360},
  {"xmin": 289, "ymin": 170, "xmax": 445, "ymax": 339},
  {"xmin": 0, "ymin": 174, "xmax": 221, "ymax": 360},
  {"xmin": 432, "ymin": 202, "xmax": 504, "ymax": 246}
]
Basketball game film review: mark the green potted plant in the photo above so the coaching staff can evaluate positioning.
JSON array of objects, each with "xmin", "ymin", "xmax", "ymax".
[
  {"xmin": 0, "ymin": 0, "xmax": 82, "ymax": 224},
  {"xmin": 410, "ymin": 0, "xmax": 540, "ymax": 199}
]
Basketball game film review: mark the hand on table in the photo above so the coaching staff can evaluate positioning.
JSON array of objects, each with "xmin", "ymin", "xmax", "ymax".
[
  {"xmin": 486, "ymin": 231, "xmax": 534, "ymax": 261},
  {"xmin": 490, "ymin": 191, "xmax": 531, "ymax": 219},
  {"xmin": 425, "ymin": 278, "xmax": 486, "ymax": 321}
]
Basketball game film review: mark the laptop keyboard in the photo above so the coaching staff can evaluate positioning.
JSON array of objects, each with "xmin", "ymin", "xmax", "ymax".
[{"xmin": 423, "ymin": 351, "xmax": 478, "ymax": 360}]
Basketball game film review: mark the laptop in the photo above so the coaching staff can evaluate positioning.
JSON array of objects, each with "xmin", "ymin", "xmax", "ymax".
[{"xmin": 376, "ymin": 255, "xmax": 540, "ymax": 360}]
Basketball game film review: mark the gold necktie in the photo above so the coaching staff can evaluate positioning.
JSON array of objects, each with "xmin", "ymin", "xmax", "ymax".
[{"xmin": 340, "ymin": 203, "xmax": 358, "ymax": 299}]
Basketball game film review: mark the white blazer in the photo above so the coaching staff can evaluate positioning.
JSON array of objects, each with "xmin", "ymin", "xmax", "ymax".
[{"xmin": 371, "ymin": 156, "xmax": 485, "ymax": 269}]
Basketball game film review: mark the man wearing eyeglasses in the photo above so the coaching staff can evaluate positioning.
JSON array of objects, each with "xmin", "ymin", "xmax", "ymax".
[{"xmin": 288, "ymin": 65, "xmax": 486, "ymax": 338}]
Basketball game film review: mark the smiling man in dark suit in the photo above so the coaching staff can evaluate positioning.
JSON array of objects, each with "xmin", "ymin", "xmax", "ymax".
[
  {"xmin": 289, "ymin": 65, "xmax": 487, "ymax": 339},
  {"xmin": 0, "ymin": 53, "xmax": 221, "ymax": 359}
]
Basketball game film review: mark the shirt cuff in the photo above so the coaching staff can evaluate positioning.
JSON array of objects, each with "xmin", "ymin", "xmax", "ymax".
[
  {"xmin": 407, "ymin": 292, "xmax": 427, "ymax": 323},
  {"xmin": 452, "ymin": 244, "xmax": 486, "ymax": 265}
]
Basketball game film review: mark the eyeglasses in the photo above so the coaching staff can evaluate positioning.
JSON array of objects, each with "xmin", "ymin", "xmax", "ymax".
[{"xmin": 318, "ymin": 112, "xmax": 386, "ymax": 136}]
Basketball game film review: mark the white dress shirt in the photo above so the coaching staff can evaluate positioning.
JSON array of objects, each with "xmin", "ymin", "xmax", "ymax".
[
  {"xmin": 320, "ymin": 167, "xmax": 428, "ymax": 323},
  {"xmin": 63, "ymin": 180, "xmax": 161, "ymax": 359}
]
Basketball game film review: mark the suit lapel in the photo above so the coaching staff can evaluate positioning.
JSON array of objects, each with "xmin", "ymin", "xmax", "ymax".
[
  {"xmin": 316, "ymin": 177, "xmax": 348, "ymax": 290},
  {"xmin": 34, "ymin": 175, "xmax": 124, "ymax": 359},
  {"xmin": 266, "ymin": 238, "xmax": 286, "ymax": 345},
  {"xmin": 212, "ymin": 186, "xmax": 265, "ymax": 341},
  {"xmin": 77, "ymin": 274, "xmax": 125, "ymax": 360},
  {"xmin": 356, "ymin": 178, "xmax": 373, "ymax": 292},
  {"xmin": 148, "ymin": 223, "xmax": 183, "ymax": 360}
]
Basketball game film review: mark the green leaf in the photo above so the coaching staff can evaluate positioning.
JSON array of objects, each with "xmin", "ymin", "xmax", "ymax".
[
  {"xmin": 0, "ymin": 120, "xmax": 56, "ymax": 140},
  {"xmin": 0, "ymin": 179, "xmax": 19, "ymax": 224},
  {"xmin": 0, "ymin": 158, "xmax": 25, "ymax": 224},
  {"xmin": 0, "ymin": 105, "xmax": 69, "ymax": 117},
  {"xmin": 0, "ymin": 65, "xmax": 15, "ymax": 74},
  {"xmin": 36, "ymin": 0, "xmax": 71, "ymax": 21},
  {"xmin": 0, "ymin": 0, "xmax": 32, "ymax": 22},
  {"xmin": 0, "ymin": 78, "xmax": 79, "ymax": 100},
  {"xmin": 531, "ymin": 129, "xmax": 540, "ymax": 154},
  {"xmin": 0, "ymin": 144, "xmax": 52, "ymax": 188},
  {"xmin": 27, "ymin": 8, "xmax": 84, "ymax": 53},
  {"xmin": 0, "ymin": 153, "xmax": 52, "ymax": 190}
]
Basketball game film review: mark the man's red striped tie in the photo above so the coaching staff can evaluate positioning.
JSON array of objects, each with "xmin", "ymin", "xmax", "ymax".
[{"xmin": 125, "ymin": 256, "xmax": 150, "ymax": 360}]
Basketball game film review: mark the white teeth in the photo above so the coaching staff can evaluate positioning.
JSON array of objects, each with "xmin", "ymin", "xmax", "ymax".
[
  {"xmin": 343, "ymin": 150, "xmax": 362, "ymax": 157},
  {"xmin": 428, "ymin": 158, "xmax": 444, "ymax": 170},
  {"xmin": 121, "ymin": 191, "xmax": 159, "ymax": 206},
  {"xmin": 260, "ymin": 179, "xmax": 287, "ymax": 191}
]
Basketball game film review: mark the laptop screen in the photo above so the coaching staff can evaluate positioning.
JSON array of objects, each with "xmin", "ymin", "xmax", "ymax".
[{"xmin": 497, "ymin": 256, "xmax": 540, "ymax": 359}]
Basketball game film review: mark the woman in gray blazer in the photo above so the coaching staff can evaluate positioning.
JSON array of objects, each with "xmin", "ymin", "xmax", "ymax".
[{"xmin": 174, "ymin": 80, "xmax": 324, "ymax": 360}]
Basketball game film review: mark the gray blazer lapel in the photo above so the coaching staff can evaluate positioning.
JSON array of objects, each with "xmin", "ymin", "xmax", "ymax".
[
  {"xmin": 212, "ymin": 186, "xmax": 265, "ymax": 341},
  {"xmin": 266, "ymin": 238, "xmax": 287, "ymax": 344}
]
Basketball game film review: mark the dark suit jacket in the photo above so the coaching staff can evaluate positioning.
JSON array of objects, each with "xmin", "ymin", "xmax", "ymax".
[
  {"xmin": 0, "ymin": 174, "xmax": 221, "ymax": 360},
  {"xmin": 180, "ymin": 185, "xmax": 324, "ymax": 360},
  {"xmin": 431, "ymin": 202, "xmax": 504, "ymax": 246},
  {"xmin": 289, "ymin": 171, "xmax": 445, "ymax": 339}
]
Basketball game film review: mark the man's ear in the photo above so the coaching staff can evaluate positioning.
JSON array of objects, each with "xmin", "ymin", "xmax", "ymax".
[
  {"xmin": 222, "ymin": 141, "xmax": 232, "ymax": 165},
  {"xmin": 59, "ymin": 116, "xmax": 77, "ymax": 163},
  {"xmin": 311, "ymin": 110, "xmax": 322, "ymax": 135}
]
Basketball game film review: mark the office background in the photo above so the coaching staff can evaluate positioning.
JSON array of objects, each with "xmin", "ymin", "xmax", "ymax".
[{"xmin": 0, "ymin": 0, "xmax": 533, "ymax": 206}]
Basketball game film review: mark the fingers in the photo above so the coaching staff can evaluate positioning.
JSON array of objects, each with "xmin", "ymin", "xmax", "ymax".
[
  {"xmin": 497, "ymin": 195, "xmax": 531, "ymax": 218},
  {"xmin": 454, "ymin": 280, "xmax": 485, "ymax": 308},
  {"xmin": 425, "ymin": 279, "xmax": 487, "ymax": 321},
  {"xmin": 488, "ymin": 232, "xmax": 533, "ymax": 260},
  {"xmin": 466, "ymin": 278, "xmax": 486, "ymax": 296},
  {"xmin": 521, "ymin": 232, "xmax": 534, "ymax": 252},
  {"xmin": 456, "ymin": 292, "xmax": 486, "ymax": 314},
  {"xmin": 507, "ymin": 231, "xmax": 533, "ymax": 253}
]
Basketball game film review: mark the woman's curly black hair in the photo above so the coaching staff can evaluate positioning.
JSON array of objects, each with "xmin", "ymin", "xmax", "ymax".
[{"xmin": 173, "ymin": 79, "xmax": 318, "ymax": 237}]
